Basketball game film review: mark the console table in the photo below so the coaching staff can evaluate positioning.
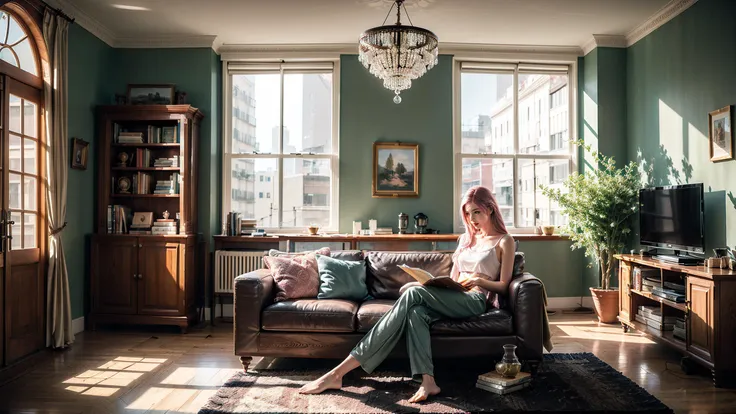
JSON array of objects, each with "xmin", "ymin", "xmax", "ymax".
[{"xmin": 616, "ymin": 254, "xmax": 736, "ymax": 387}]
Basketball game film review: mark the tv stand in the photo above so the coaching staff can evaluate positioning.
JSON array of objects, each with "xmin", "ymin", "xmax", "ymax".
[{"xmin": 616, "ymin": 254, "xmax": 736, "ymax": 388}]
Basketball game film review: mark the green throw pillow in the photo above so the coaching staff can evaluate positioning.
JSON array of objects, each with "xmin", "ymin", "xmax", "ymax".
[{"xmin": 317, "ymin": 254, "xmax": 368, "ymax": 301}]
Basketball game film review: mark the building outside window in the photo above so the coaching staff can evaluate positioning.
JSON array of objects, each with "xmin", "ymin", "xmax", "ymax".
[
  {"xmin": 223, "ymin": 61, "xmax": 337, "ymax": 230},
  {"xmin": 456, "ymin": 62, "xmax": 574, "ymax": 231}
]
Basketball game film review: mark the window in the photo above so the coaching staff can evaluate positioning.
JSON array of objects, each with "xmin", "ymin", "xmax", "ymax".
[
  {"xmin": 223, "ymin": 61, "xmax": 338, "ymax": 231},
  {"xmin": 455, "ymin": 62, "xmax": 573, "ymax": 230}
]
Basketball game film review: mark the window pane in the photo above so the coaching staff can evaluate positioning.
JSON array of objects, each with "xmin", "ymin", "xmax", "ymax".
[
  {"xmin": 231, "ymin": 158, "xmax": 279, "ymax": 228},
  {"xmin": 460, "ymin": 158, "xmax": 513, "ymax": 228},
  {"xmin": 0, "ymin": 12, "xmax": 8, "ymax": 44},
  {"xmin": 231, "ymin": 74, "xmax": 278, "ymax": 154},
  {"xmin": 23, "ymin": 213, "xmax": 36, "ymax": 248},
  {"xmin": 517, "ymin": 159, "xmax": 569, "ymax": 228},
  {"xmin": 10, "ymin": 211, "xmax": 21, "ymax": 250},
  {"xmin": 461, "ymin": 72, "xmax": 513, "ymax": 154},
  {"xmin": 7, "ymin": 14, "xmax": 25, "ymax": 45},
  {"xmin": 9, "ymin": 134, "xmax": 20, "ymax": 171},
  {"xmin": 24, "ymin": 176, "xmax": 36, "ymax": 211},
  {"xmin": 517, "ymin": 74, "xmax": 569, "ymax": 155},
  {"xmin": 283, "ymin": 73, "xmax": 332, "ymax": 154},
  {"xmin": 14, "ymin": 38, "xmax": 37, "ymax": 76},
  {"xmin": 282, "ymin": 158, "xmax": 331, "ymax": 229},
  {"xmin": 24, "ymin": 100, "xmax": 37, "ymax": 137},
  {"xmin": 9, "ymin": 172, "xmax": 21, "ymax": 209},
  {"xmin": 0, "ymin": 47, "xmax": 17, "ymax": 67},
  {"xmin": 23, "ymin": 138, "xmax": 36, "ymax": 174},
  {"xmin": 9, "ymin": 94, "xmax": 20, "ymax": 133}
]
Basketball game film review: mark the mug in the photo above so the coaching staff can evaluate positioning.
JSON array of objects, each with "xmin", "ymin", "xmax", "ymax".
[{"xmin": 352, "ymin": 221, "xmax": 362, "ymax": 235}]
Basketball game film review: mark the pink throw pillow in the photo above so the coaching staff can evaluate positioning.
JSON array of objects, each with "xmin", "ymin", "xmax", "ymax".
[{"xmin": 263, "ymin": 253, "xmax": 320, "ymax": 302}]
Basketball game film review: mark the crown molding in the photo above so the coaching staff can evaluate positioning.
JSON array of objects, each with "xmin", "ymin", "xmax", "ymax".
[
  {"xmin": 626, "ymin": 0, "xmax": 698, "ymax": 46},
  {"xmin": 581, "ymin": 34, "xmax": 627, "ymax": 56},
  {"xmin": 115, "ymin": 35, "xmax": 218, "ymax": 49},
  {"xmin": 44, "ymin": 0, "xmax": 116, "ymax": 47}
]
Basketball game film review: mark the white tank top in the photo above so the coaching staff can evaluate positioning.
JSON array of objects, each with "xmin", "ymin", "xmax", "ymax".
[{"xmin": 455, "ymin": 234, "xmax": 507, "ymax": 304}]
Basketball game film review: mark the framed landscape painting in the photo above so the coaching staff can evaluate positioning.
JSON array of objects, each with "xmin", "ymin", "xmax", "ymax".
[
  {"xmin": 709, "ymin": 105, "xmax": 734, "ymax": 162},
  {"xmin": 372, "ymin": 142, "xmax": 419, "ymax": 198},
  {"xmin": 127, "ymin": 84, "xmax": 175, "ymax": 105}
]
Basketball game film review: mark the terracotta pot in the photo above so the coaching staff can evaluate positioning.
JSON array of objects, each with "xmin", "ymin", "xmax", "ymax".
[{"xmin": 589, "ymin": 287, "xmax": 619, "ymax": 324}]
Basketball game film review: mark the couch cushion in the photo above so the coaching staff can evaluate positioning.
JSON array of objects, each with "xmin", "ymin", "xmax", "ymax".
[
  {"xmin": 330, "ymin": 250, "xmax": 365, "ymax": 262},
  {"xmin": 261, "ymin": 299, "xmax": 358, "ymax": 332},
  {"xmin": 431, "ymin": 308, "xmax": 514, "ymax": 336},
  {"xmin": 366, "ymin": 251, "xmax": 453, "ymax": 299},
  {"xmin": 356, "ymin": 301, "xmax": 513, "ymax": 336},
  {"xmin": 356, "ymin": 299, "xmax": 395, "ymax": 332}
]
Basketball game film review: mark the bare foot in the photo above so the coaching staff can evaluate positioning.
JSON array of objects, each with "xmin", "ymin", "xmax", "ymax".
[
  {"xmin": 408, "ymin": 383, "xmax": 441, "ymax": 403},
  {"xmin": 298, "ymin": 371, "xmax": 342, "ymax": 394}
]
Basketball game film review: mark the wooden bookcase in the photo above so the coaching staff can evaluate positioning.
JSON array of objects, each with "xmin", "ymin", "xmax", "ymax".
[
  {"xmin": 90, "ymin": 105, "xmax": 203, "ymax": 332},
  {"xmin": 616, "ymin": 254, "xmax": 736, "ymax": 387}
]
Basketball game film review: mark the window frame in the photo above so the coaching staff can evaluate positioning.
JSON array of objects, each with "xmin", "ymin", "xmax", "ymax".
[
  {"xmin": 452, "ymin": 59, "xmax": 578, "ymax": 233},
  {"xmin": 221, "ymin": 59, "xmax": 340, "ymax": 233}
]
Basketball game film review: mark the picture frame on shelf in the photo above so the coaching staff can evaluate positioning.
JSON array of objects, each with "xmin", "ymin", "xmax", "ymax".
[
  {"xmin": 709, "ymin": 105, "xmax": 733, "ymax": 162},
  {"xmin": 131, "ymin": 212, "xmax": 154, "ymax": 228},
  {"xmin": 71, "ymin": 137, "xmax": 89, "ymax": 170},
  {"xmin": 127, "ymin": 84, "xmax": 175, "ymax": 105},
  {"xmin": 372, "ymin": 141, "xmax": 419, "ymax": 198}
]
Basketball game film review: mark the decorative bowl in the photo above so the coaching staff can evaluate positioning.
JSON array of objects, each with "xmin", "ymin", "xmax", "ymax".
[{"xmin": 542, "ymin": 225, "xmax": 555, "ymax": 236}]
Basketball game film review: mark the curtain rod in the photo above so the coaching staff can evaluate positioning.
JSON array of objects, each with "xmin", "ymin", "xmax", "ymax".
[{"xmin": 40, "ymin": 0, "xmax": 75, "ymax": 24}]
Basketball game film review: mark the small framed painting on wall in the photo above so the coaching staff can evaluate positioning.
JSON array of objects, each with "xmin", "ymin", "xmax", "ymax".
[
  {"xmin": 709, "ymin": 105, "xmax": 734, "ymax": 162},
  {"xmin": 372, "ymin": 141, "xmax": 419, "ymax": 198}
]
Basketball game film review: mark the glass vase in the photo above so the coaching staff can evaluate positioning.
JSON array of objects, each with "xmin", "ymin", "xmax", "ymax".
[{"xmin": 495, "ymin": 344, "xmax": 522, "ymax": 378}]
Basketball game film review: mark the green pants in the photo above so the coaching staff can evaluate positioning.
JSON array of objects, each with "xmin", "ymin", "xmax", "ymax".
[{"xmin": 350, "ymin": 285, "xmax": 487, "ymax": 378}]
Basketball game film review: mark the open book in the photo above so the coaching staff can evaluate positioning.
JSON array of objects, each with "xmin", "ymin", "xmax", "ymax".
[{"xmin": 398, "ymin": 264, "xmax": 470, "ymax": 293}]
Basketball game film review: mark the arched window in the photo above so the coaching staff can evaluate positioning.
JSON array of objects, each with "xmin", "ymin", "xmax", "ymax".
[{"xmin": 0, "ymin": 10, "xmax": 38, "ymax": 76}]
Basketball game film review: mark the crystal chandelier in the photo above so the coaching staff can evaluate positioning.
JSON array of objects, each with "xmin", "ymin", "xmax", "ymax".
[{"xmin": 358, "ymin": 0, "xmax": 439, "ymax": 104}]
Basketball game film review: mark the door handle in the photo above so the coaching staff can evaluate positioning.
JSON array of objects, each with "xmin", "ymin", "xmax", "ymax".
[{"xmin": 0, "ymin": 210, "xmax": 13, "ymax": 253}]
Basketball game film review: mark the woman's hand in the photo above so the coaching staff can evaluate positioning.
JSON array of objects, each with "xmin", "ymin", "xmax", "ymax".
[
  {"xmin": 399, "ymin": 281, "xmax": 421, "ymax": 295},
  {"xmin": 459, "ymin": 274, "xmax": 485, "ymax": 289}
]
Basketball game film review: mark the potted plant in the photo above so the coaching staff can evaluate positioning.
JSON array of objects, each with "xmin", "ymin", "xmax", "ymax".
[{"xmin": 540, "ymin": 141, "xmax": 641, "ymax": 323}]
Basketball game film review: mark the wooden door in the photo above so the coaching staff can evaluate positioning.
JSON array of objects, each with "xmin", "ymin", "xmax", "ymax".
[
  {"xmin": 687, "ymin": 276, "xmax": 714, "ymax": 362},
  {"xmin": 91, "ymin": 238, "xmax": 138, "ymax": 315},
  {"xmin": 619, "ymin": 261, "xmax": 632, "ymax": 324},
  {"xmin": 2, "ymin": 77, "xmax": 44, "ymax": 365},
  {"xmin": 137, "ymin": 240, "xmax": 183, "ymax": 316}
]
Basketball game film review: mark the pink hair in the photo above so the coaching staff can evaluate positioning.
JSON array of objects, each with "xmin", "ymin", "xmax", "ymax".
[{"xmin": 457, "ymin": 185, "xmax": 508, "ymax": 252}]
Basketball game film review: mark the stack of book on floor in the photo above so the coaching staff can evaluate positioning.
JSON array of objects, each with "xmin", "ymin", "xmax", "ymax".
[
  {"xmin": 476, "ymin": 371, "xmax": 532, "ymax": 395},
  {"xmin": 673, "ymin": 317, "xmax": 687, "ymax": 341},
  {"xmin": 635, "ymin": 305, "xmax": 677, "ymax": 331}
]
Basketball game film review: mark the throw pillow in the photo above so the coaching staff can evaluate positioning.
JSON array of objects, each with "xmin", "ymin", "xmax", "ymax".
[
  {"xmin": 268, "ymin": 247, "xmax": 331, "ymax": 258},
  {"xmin": 263, "ymin": 253, "xmax": 320, "ymax": 302},
  {"xmin": 316, "ymin": 254, "xmax": 369, "ymax": 301}
]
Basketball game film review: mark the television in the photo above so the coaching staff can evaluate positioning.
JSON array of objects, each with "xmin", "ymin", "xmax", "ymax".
[{"xmin": 639, "ymin": 183, "xmax": 705, "ymax": 255}]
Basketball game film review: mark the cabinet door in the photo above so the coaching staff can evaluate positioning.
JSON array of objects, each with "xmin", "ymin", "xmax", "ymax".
[
  {"xmin": 137, "ymin": 240, "xmax": 183, "ymax": 316},
  {"xmin": 92, "ymin": 239, "xmax": 138, "ymax": 314},
  {"xmin": 619, "ymin": 261, "xmax": 632, "ymax": 324},
  {"xmin": 686, "ymin": 276, "xmax": 714, "ymax": 362}
]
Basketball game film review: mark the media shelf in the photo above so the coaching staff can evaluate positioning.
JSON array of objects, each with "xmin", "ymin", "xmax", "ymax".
[{"xmin": 616, "ymin": 254, "xmax": 736, "ymax": 388}]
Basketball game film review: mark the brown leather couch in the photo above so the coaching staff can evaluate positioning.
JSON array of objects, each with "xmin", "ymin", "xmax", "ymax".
[{"xmin": 234, "ymin": 250, "xmax": 545, "ymax": 372}]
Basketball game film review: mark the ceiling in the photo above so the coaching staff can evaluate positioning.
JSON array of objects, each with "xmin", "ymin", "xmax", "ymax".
[{"xmin": 53, "ymin": 0, "xmax": 678, "ymax": 51}]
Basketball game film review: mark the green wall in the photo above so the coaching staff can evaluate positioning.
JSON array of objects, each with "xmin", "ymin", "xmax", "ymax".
[
  {"xmin": 339, "ymin": 54, "xmax": 454, "ymax": 234},
  {"xmin": 67, "ymin": 24, "xmax": 114, "ymax": 319},
  {"xmin": 627, "ymin": 0, "xmax": 736, "ymax": 251}
]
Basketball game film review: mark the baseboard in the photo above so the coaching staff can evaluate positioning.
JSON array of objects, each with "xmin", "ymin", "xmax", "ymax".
[
  {"xmin": 72, "ymin": 316, "xmax": 85, "ymax": 335},
  {"xmin": 546, "ymin": 296, "xmax": 594, "ymax": 310}
]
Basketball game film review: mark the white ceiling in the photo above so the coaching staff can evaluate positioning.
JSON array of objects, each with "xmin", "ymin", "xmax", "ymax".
[{"xmin": 56, "ymin": 0, "xmax": 677, "ymax": 51}]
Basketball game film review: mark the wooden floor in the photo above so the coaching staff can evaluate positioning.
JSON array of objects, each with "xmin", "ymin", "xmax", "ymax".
[{"xmin": 0, "ymin": 313, "xmax": 734, "ymax": 413}]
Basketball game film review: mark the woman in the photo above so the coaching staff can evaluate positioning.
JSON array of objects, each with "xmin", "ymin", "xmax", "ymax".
[{"xmin": 299, "ymin": 185, "xmax": 516, "ymax": 403}]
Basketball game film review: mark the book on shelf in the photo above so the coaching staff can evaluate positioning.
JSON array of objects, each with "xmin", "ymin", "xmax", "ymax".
[
  {"xmin": 106, "ymin": 205, "xmax": 132, "ymax": 234},
  {"xmin": 113, "ymin": 123, "xmax": 180, "ymax": 144},
  {"xmin": 397, "ymin": 265, "xmax": 469, "ymax": 292}
]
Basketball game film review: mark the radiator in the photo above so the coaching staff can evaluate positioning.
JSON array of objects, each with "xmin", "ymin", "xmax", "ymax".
[{"xmin": 214, "ymin": 251, "xmax": 266, "ymax": 294}]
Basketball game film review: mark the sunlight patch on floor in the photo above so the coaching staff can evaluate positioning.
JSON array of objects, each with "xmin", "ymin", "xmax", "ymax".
[
  {"xmin": 557, "ymin": 325, "xmax": 656, "ymax": 344},
  {"xmin": 63, "ymin": 356, "xmax": 166, "ymax": 397}
]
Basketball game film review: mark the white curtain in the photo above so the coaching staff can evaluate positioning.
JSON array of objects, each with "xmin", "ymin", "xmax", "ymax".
[{"xmin": 43, "ymin": 9, "xmax": 72, "ymax": 348}]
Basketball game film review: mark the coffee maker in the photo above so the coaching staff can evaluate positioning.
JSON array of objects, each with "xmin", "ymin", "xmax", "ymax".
[{"xmin": 413, "ymin": 213, "xmax": 428, "ymax": 234}]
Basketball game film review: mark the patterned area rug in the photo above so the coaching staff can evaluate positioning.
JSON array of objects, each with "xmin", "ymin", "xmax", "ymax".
[{"xmin": 198, "ymin": 353, "xmax": 672, "ymax": 413}]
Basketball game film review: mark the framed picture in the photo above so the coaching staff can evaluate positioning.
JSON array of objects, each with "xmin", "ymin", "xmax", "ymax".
[
  {"xmin": 70, "ymin": 138, "xmax": 89, "ymax": 170},
  {"xmin": 709, "ymin": 105, "xmax": 734, "ymax": 162},
  {"xmin": 131, "ymin": 212, "xmax": 154, "ymax": 228},
  {"xmin": 127, "ymin": 84, "xmax": 175, "ymax": 105},
  {"xmin": 372, "ymin": 142, "xmax": 419, "ymax": 198}
]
